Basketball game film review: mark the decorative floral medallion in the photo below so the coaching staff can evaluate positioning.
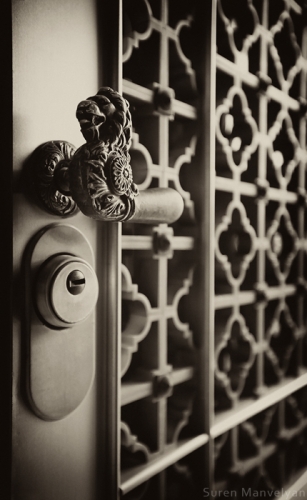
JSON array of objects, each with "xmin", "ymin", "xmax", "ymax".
[
  {"xmin": 106, "ymin": 151, "xmax": 138, "ymax": 199},
  {"xmin": 68, "ymin": 137, "xmax": 139, "ymax": 221},
  {"xmin": 88, "ymin": 162, "xmax": 128, "ymax": 220}
]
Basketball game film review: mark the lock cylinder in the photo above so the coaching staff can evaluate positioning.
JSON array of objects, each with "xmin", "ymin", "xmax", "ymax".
[{"xmin": 35, "ymin": 254, "xmax": 99, "ymax": 328}]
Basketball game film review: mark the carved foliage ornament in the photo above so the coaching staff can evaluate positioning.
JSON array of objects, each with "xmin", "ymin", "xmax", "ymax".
[
  {"xmin": 32, "ymin": 87, "xmax": 139, "ymax": 221},
  {"xmin": 31, "ymin": 141, "xmax": 78, "ymax": 217},
  {"xmin": 68, "ymin": 87, "xmax": 139, "ymax": 221}
]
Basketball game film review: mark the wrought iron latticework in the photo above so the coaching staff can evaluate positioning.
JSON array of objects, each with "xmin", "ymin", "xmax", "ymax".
[
  {"xmin": 214, "ymin": 0, "xmax": 307, "ymax": 492},
  {"xmin": 117, "ymin": 0, "xmax": 307, "ymax": 498}
]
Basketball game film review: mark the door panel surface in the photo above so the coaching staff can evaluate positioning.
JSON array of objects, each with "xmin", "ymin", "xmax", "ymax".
[{"xmin": 13, "ymin": 1, "xmax": 104, "ymax": 499}]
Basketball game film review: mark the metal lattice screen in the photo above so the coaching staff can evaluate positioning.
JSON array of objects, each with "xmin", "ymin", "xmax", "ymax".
[
  {"xmin": 118, "ymin": 0, "xmax": 307, "ymax": 498},
  {"xmin": 213, "ymin": 0, "xmax": 307, "ymax": 493}
]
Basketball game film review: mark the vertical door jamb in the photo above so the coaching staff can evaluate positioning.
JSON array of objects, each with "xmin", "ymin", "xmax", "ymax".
[
  {"xmin": 2, "ymin": 1, "xmax": 13, "ymax": 495},
  {"xmin": 96, "ymin": 1, "xmax": 122, "ymax": 498},
  {"xmin": 194, "ymin": 0, "xmax": 217, "ymax": 489}
]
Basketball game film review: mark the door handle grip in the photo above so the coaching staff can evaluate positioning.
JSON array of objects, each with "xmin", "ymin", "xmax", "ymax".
[{"xmin": 31, "ymin": 87, "xmax": 184, "ymax": 224}]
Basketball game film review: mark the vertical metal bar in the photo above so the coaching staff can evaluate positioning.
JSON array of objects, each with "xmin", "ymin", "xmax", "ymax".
[
  {"xmin": 96, "ymin": 222, "xmax": 121, "ymax": 500},
  {"xmin": 157, "ymin": 0, "xmax": 169, "ymax": 457},
  {"xmin": 96, "ymin": 1, "xmax": 122, "ymax": 498},
  {"xmin": 255, "ymin": 0, "xmax": 269, "ymax": 396},
  {"xmin": 158, "ymin": 254, "xmax": 168, "ymax": 452},
  {"xmin": 297, "ymin": 27, "xmax": 307, "ymax": 374},
  {"xmin": 278, "ymin": 399, "xmax": 286, "ymax": 487},
  {"xmin": 194, "ymin": 0, "xmax": 217, "ymax": 490}
]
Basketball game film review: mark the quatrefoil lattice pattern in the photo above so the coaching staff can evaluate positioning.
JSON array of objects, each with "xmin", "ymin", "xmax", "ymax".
[
  {"xmin": 266, "ymin": 206, "xmax": 299, "ymax": 281},
  {"xmin": 269, "ymin": 12, "xmax": 302, "ymax": 91},
  {"xmin": 239, "ymin": 405, "xmax": 277, "ymax": 453},
  {"xmin": 215, "ymin": 0, "xmax": 307, "ymax": 419},
  {"xmin": 123, "ymin": 0, "xmax": 197, "ymax": 103},
  {"xmin": 120, "ymin": 1, "xmax": 201, "ymax": 481},
  {"xmin": 123, "ymin": 0, "xmax": 153, "ymax": 64},
  {"xmin": 216, "ymin": 202, "xmax": 257, "ymax": 286},
  {"xmin": 215, "ymin": 313, "xmax": 256, "ymax": 404},
  {"xmin": 118, "ymin": 0, "xmax": 307, "ymax": 496},
  {"xmin": 216, "ymin": 87, "xmax": 258, "ymax": 173},
  {"xmin": 121, "ymin": 421, "xmax": 150, "ymax": 469},
  {"xmin": 214, "ymin": 389, "xmax": 307, "ymax": 493},
  {"xmin": 121, "ymin": 235, "xmax": 197, "ymax": 467},
  {"xmin": 217, "ymin": 0, "xmax": 260, "ymax": 58},
  {"xmin": 267, "ymin": 111, "xmax": 300, "ymax": 187},
  {"xmin": 121, "ymin": 264, "xmax": 153, "ymax": 377},
  {"xmin": 265, "ymin": 300, "xmax": 299, "ymax": 382},
  {"xmin": 214, "ymin": 0, "xmax": 307, "ymax": 489}
]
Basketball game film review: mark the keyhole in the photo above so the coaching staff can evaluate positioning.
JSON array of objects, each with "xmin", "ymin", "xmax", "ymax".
[{"xmin": 67, "ymin": 270, "xmax": 86, "ymax": 295}]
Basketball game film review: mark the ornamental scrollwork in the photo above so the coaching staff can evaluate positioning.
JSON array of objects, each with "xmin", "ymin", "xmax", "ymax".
[
  {"xmin": 69, "ymin": 87, "xmax": 139, "ymax": 221},
  {"xmin": 32, "ymin": 87, "xmax": 139, "ymax": 221},
  {"xmin": 31, "ymin": 141, "xmax": 78, "ymax": 217}
]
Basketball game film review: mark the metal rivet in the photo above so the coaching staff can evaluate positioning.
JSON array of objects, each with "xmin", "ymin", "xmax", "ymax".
[{"xmin": 153, "ymin": 375, "xmax": 173, "ymax": 399}]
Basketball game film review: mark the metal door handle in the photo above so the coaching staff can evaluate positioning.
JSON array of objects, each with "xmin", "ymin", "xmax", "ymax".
[{"xmin": 31, "ymin": 87, "xmax": 184, "ymax": 224}]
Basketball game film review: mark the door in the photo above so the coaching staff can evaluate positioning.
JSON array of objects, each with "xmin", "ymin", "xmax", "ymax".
[
  {"xmin": 12, "ymin": 1, "xmax": 122, "ymax": 498},
  {"xmin": 11, "ymin": 0, "xmax": 307, "ymax": 499}
]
